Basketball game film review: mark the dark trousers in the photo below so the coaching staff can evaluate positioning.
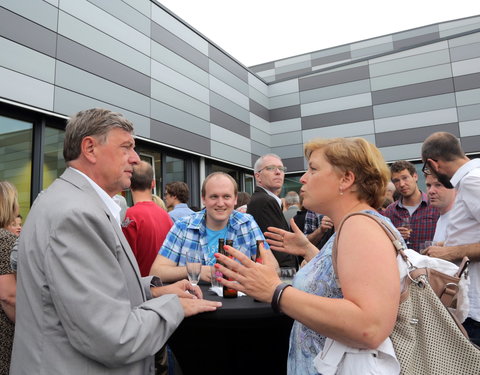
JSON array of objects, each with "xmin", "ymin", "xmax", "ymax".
[{"xmin": 463, "ymin": 318, "xmax": 480, "ymax": 346}]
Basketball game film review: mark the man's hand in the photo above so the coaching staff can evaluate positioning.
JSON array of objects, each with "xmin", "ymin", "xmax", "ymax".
[
  {"xmin": 151, "ymin": 279, "xmax": 203, "ymax": 299},
  {"xmin": 179, "ymin": 298, "xmax": 222, "ymax": 317},
  {"xmin": 396, "ymin": 226, "xmax": 411, "ymax": 240}
]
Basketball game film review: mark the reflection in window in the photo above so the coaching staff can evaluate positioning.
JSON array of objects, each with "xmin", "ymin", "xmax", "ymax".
[
  {"xmin": 0, "ymin": 115, "xmax": 33, "ymax": 219},
  {"xmin": 43, "ymin": 127, "xmax": 66, "ymax": 190},
  {"xmin": 165, "ymin": 155, "xmax": 185, "ymax": 183}
]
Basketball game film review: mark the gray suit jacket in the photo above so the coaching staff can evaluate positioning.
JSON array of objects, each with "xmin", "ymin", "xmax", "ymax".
[{"xmin": 11, "ymin": 168, "xmax": 184, "ymax": 375}]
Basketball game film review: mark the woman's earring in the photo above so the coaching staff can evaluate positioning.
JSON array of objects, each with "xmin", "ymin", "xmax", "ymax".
[{"xmin": 339, "ymin": 188, "xmax": 344, "ymax": 196}]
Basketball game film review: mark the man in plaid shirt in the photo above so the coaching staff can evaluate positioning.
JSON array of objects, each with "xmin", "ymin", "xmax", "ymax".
[
  {"xmin": 383, "ymin": 160, "xmax": 439, "ymax": 252},
  {"xmin": 149, "ymin": 172, "xmax": 271, "ymax": 283}
]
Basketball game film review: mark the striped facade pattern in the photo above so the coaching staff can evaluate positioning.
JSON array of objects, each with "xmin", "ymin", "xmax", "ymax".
[{"xmin": 0, "ymin": 1, "xmax": 479, "ymax": 172}]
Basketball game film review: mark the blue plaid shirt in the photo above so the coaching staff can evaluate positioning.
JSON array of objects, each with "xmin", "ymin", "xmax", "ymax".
[{"xmin": 159, "ymin": 209, "xmax": 269, "ymax": 265}]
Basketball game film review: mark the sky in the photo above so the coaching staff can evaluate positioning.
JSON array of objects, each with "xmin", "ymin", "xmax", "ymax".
[{"xmin": 158, "ymin": 0, "xmax": 479, "ymax": 67}]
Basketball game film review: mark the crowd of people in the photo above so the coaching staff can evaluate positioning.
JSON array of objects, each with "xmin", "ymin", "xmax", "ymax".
[{"xmin": 1, "ymin": 107, "xmax": 479, "ymax": 374}]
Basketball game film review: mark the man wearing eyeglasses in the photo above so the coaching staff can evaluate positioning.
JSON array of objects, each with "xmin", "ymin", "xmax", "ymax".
[
  {"xmin": 247, "ymin": 154, "xmax": 298, "ymax": 268},
  {"xmin": 422, "ymin": 131, "xmax": 480, "ymax": 345}
]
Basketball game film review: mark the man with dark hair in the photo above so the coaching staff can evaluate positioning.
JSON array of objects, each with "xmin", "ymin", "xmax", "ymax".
[
  {"xmin": 164, "ymin": 181, "xmax": 194, "ymax": 222},
  {"xmin": 382, "ymin": 160, "xmax": 439, "ymax": 251},
  {"xmin": 422, "ymin": 131, "xmax": 480, "ymax": 345},
  {"xmin": 248, "ymin": 154, "xmax": 297, "ymax": 268},
  {"xmin": 122, "ymin": 161, "xmax": 173, "ymax": 277},
  {"xmin": 11, "ymin": 108, "xmax": 220, "ymax": 375},
  {"xmin": 150, "ymin": 172, "xmax": 274, "ymax": 283}
]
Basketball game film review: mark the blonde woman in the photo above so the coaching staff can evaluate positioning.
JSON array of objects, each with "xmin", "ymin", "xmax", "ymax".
[{"xmin": 0, "ymin": 181, "xmax": 19, "ymax": 373}]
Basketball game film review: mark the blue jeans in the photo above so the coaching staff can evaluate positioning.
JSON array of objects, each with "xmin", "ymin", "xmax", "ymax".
[{"xmin": 463, "ymin": 318, "xmax": 480, "ymax": 346}]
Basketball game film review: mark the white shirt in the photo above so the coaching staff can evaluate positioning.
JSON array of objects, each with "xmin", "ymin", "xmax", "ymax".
[
  {"xmin": 445, "ymin": 158, "xmax": 480, "ymax": 321},
  {"xmin": 258, "ymin": 186, "xmax": 282, "ymax": 207},
  {"xmin": 70, "ymin": 167, "xmax": 122, "ymax": 226},
  {"xmin": 432, "ymin": 210, "xmax": 452, "ymax": 243}
]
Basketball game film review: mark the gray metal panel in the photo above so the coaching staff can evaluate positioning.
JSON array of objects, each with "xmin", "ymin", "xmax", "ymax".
[
  {"xmin": 458, "ymin": 103, "xmax": 480, "ymax": 122},
  {"xmin": 299, "ymin": 65, "xmax": 370, "ymax": 91},
  {"xmin": 86, "ymin": 0, "xmax": 150, "ymax": 35},
  {"xmin": 375, "ymin": 122, "xmax": 460, "ymax": 147},
  {"xmin": 270, "ymin": 105, "xmax": 301, "ymax": 122},
  {"xmin": 209, "ymin": 60, "xmax": 249, "ymax": 97},
  {"xmin": 373, "ymin": 93, "xmax": 456, "ymax": 119},
  {"xmin": 0, "ymin": 36, "xmax": 55, "ymax": 83},
  {"xmin": 0, "ymin": 66, "xmax": 54, "ymax": 110},
  {"xmin": 55, "ymin": 61, "xmax": 150, "ymax": 115},
  {"xmin": 271, "ymin": 131, "xmax": 302, "ymax": 147},
  {"xmin": 371, "ymin": 78, "xmax": 454, "ymax": 105},
  {"xmin": 275, "ymin": 60, "xmax": 311, "ymax": 75},
  {"xmin": 454, "ymin": 72, "xmax": 480, "ymax": 91},
  {"xmin": 269, "ymin": 79, "xmax": 299, "ymax": 96},
  {"xmin": 208, "ymin": 44, "xmax": 248, "ymax": 83},
  {"xmin": 249, "ymin": 61, "xmax": 275, "ymax": 73},
  {"xmin": 375, "ymin": 108, "xmax": 458, "ymax": 133},
  {"xmin": 369, "ymin": 49, "xmax": 451, "ymax": 77},
  {"xmin": 0, "ymin": 0, "xmax": 58, "ymax": 31},
  {"xmin": 301, "ymin": 106, "xmax": 373, "ymax": 130},
  {"xmin": 250, "ymin": 142, "xmax": 270, "ymax": 162},
  {"xmin": 0, "ymin": 7, "xmax": 57, "ymax": 57},
  {"xmin": 351, "ymin": 41, "xmax": 393, "ymax": 59},
  {"xmin": 452, "ymin": 57, "xmax": 480, "ymax": 76},
  {"xmin": 393, "ymin": 32, "xmax": 440, "ymax": 50},
  {"xmin": 302, "ymin": 92, "xmax": 372, "ymax": 117},
  {"xmin": 210, "ymin": 124, "xmax": 251, "ymax": 152},
  {"xmin": 460, "ymin": 119, "xmax": 480, "ymax": 137},
  {"xmin": 56, "ymin": 36, "xmax": 150, "ymax": 96},
  {"xmin": 448, "ymin": 31, "xmax": 480, "ymax": 48},
  {"xmin": 151, "ymin": 99, "xmax": 210, "ymax": 137},
  {"xmin": 209, "ymin": 75, "xmax": 249, "ymax": 110},
  {"xmin": 124, "ymin": 0, "xmax": 150, "ymax": 17},
  {"xmin": 211, "ymin": 141, "xmax": 251, "ymax": 167},
  {"xmin": 300, "ymin": 79, "xmax": 370, "ymax": 104},
  {"xmin": 53, "ymin": 87, "xmax": 150, "ymax": 137},
  {"xmin": 249, "ymin": 85, "xmax": 269, "ymax": 109},
  {"xmin": 210, "ymin": 107, "xmax": 250, "ymax": 138},
  {"xmin": 250, "ymin": 126, "xmax": 270, "ymax": 147},
  {"xmin": 270, "ymin": 92, "xmax": 300, "ymax": 109},
  {"xmin": 283, "ymin": 157, "xmax": 305, "ymax": 172},
  {"xmin": 58, "ymin": 11, "xmax": 150, "ymax": 75},
  {"xmin": 311, "ymin": 51, "xmax": 351, "ymax": 68},
  {"xmin": 302, "ymin": 120, "xmax": 375, "ymax": 140},
  {"xmin": 450, "ymin": 42, "xmax": 480, "ymax": 62},
  {"xmin": 60, "ymin": 0, "xmax": 150, "ymax": 55},
  {"xmin": 460, "ymin": 135, "xmax": 480, "ymax": 154},
  {"xmin": 371, "ymin": 64, "xmax": 452, "ymax": 91},
  {"xmin": 151, "ymin": 80, "xmax": 210, "ymax": 121},
  {"xmin": 151, "ymin": 60, "xmax": 209, "ymax": 104},
  {"xmin": 151, "ymin": 22, "xmax": 209, "ymax": 72},
  {"xmin": 271, "ymin": 143, "xmax": 303, "ymax": 159},
  {"xmin": 456, "ymin": 88, "xmax": 480, "ymax": 106},
  {"xmin": 275, "ymin": 67, "xmax": 312, "ymax": 81},
  {"xmin": 151, "ymin": 40, "xmax": 209, "ymax": 87},
  {"xmin": 249, "ymin": 99, "xmax": 269, "ymax": 122},
  {"xmin": 270, "ymin": 118, "xmax": 302, "ymax": 134},
  {"xmin": 209, "ymin": 91, "xmax": 250, "ymax": 124},
  {"xmin": 150, "ymin": 119, "xmax": 211, "ymax": 156}
]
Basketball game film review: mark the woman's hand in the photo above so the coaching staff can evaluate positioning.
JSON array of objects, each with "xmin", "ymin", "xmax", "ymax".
[
  {"xmin": 214, "ymin": 245, "xmax": 281, "ymax": 303},
  {"xmin": 265, "ymin": 219, "xmax": 319, "ymax": 262},
  {"xmin": 152, "ymin": 279, "xmax": 203, "ymax": 299}
]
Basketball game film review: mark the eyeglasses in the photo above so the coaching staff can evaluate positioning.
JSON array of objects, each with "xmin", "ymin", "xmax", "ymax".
[
  {"xmin": 259, "ymin": 165, "xmax": 287, "ymax": 173},
  {"xmin": 422, "ymin": 159, "xmax": 437, "ymax": 175}
]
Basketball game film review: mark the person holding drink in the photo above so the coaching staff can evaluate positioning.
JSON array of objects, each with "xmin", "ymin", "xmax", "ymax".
[
  {"xmin": 214, "ymin": 137, "xmax": 406, "ymax": 374},
  {"xmin": 150, "ymin": 172, "xmax": 275, "ymax": 284},
  {"xmin": 382, "ymin": 160, "xmax": 439, "ymax": 251}
]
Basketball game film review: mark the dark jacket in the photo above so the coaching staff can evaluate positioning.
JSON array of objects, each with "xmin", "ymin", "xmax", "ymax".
[{"xmin": 247, "ymin": 187, "xmax": 298, "ymax": 268}]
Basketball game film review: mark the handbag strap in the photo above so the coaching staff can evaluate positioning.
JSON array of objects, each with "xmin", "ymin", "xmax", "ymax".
[{"xmin": 332, "ymin": 212, "xmax": 410, "ymax": 288}]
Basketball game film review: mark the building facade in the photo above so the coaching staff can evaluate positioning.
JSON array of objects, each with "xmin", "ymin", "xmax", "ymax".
[{"xmin": 0, "ymin": 1, "xmax": 479, "ymax": 216}]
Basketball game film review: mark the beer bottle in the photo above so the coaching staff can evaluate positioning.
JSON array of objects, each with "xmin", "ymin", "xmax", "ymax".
[
  {"xmin": 223, "ymin": 239, "xmax": 238, "ymax": 298},
  {"xmin": 255, "ymin": 240, "xmax": 264, "ymax": 264}
]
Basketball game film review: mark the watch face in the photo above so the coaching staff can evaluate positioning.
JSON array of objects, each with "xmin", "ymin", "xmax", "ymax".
[{"xmin": 150, "ymin": 276, "xmax": 163, "ymax": 287}]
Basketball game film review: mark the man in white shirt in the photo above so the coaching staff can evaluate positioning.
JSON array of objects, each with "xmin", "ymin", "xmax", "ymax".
[
  {"xmin": 425, "ymin": 174, "xmax": 456, "ymax": 243},
  {"xmin": 422, "ymin": 131, "xmax": 480, "ymax": 345}
]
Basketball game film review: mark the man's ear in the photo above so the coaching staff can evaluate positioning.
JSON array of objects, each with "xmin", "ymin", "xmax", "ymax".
[
  {"xmin": 81, "ymin": 136, "xmax": 98, "ymax": 164},
  {"xmin": 151, "ymin": 180, "xmax": 156, "ymax": 190}
]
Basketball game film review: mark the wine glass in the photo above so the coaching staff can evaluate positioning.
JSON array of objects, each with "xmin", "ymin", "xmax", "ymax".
[
  {"xmin": 401, "ymin": 217, "xmax": 412, "ymax": 247},
  {"xmin": 186, "ymin": 249, "xmax": 202, "ymax": 286}
]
